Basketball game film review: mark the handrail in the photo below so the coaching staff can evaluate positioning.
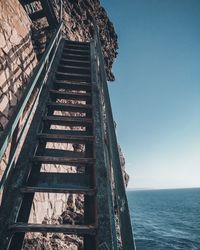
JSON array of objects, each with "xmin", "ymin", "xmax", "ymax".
[
  {"xmin": 60, "ymin": 0, "xmax": 63, "ymax": 22},
  {"xmin": 92, "ymin": 18, "xmax": 136, "ymax": 250},
  {"xmin": 0, "ymin": 22, "xmax": 63, "ymax": 192}
]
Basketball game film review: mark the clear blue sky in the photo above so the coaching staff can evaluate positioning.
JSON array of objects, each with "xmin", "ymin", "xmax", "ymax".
[{"xmin": 101, "ymin": 0, "xmax": 200, "ymax": 189}]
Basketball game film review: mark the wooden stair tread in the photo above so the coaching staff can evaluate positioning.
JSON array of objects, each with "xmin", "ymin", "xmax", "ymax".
[
  {"xmin": 56, "ymin": 72, "xmax": 91, "ymax": 78},
  {"xmin": 33, "ymin": 156, "xmax": 94, "ymax": 165},
  {"xmin": 45, "ymin": 129, "xmax": 92, "ymax": 136},
  {"xmin": 64, "ymin": 44, "xmax": 90, "ymax": 49},
  {"xmin": 64, "ymin": 40, "xmax": 90, "ymax": 46},
  {"xmin": 50, "ymin": 89, "xmax": 91, "ymax": 96},
  {"xmin": 63, "ymin": 47, "xmax": 90, "ymax": 55},
  {"xmin": 49, "ymin": 91, "xmax": 91, "ymax": 101},
  {"xmin": 9, "ymin": 223, "xmax": 96, "ymax": 234},
  {"xmin": 63, "ymin": 53, "xmax": 90, "ymax": 57},
  {"xmin": 20, "ymin": 0, "xmax": 36, "ymax": 4},
  {"xmin": 38, "ymin": 133, "xmax": 94, "ymax": 142},
  {"xmin": 47, "ymin": 102, "xmax": 92, "ymax": 111},
  {"xmin": 44, "ymin": 116, "xmax": 92, "ymax": 123},
  {"xmin": 61, "ymin": 55, "xmax": 90, "ymax": 62},
  {"xmin": 60, "ymin": 58, "xmax": 90, "ymax": 64},
  {"xmin": 44, "ymin": 115, "xmax": 92, "ymax": 122},
  {"xmin": 29, "ymin": 10, "xmax": 45, "ymax": 20},
  {"xmin": 53, "ymin": 80, "xmax": 92, "ymax": 91},
  {"xmin": 21, "ymin": 186, "xmax": 95, "ymax": 195},
  {"xmin": 58, "ymin": 65, "xmax": 90, "ymax": 70},
  {"xmin": 42, "ymin": 148, "xmax": 85, "ymax": 158},
  {"xmin": 27, "ymin": 173, "xmax": 90, "ymax": 188},
  {"xmin": 43, "ymin": 115, "xmax": 93, "ymax": 126}
]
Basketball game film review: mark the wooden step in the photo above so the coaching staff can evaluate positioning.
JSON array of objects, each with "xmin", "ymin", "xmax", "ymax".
[
  {"xmin": 37, "ymin": 133, "xmax": 94, "ymax": 143},
  {"xmin": 57, "ymin": 65, "xmax": 90, "ymax": 75},
  {"xmin": 63, "ymin": 48, "xmax": 90, "ymax": 56},
  {"xmin": 29, "ymin": 10, "xmax": 46, "ymax": 21},
  {"xmin": 45, "ymin": 129, "xmax": 92, "ymax": 137},
  {"xmin": 20, "ymin": 0, "xmax": 36, "ymax": 4},
  {"xmin": 21, "ymin": 186, "xmax": 95, "ymax": 195},
  {"xmin": 64, "ymin": 40, "xmax": 90, "ymax": 46},
  {"xmin": 47, "ymin": 102, "xmax": 92, "ymax": 112},
  {"xmin": 43, "ymin": 115, "xmax": 92, "ymax": 127},
  {"xmin": 56, "ymin": 71, "xmax": 91, "ymax": 82},
  {"xmin": 49, "ymin": 89, "xmax": 91, "ymax": 101},
  {"xmin": 60, "ymin": 58, "xmax": 90, "ymax": 67},
  {"xmin": 27, "ymin": 173, "xmax": 91, "ymax": 189},
  {"xmin": 9, "ymin": 223, "xmax": 96, "ymax": 235},
  {"xmin": 64, "ymin": 44, "xmax": 90, "ymax": 51},
  {"xmin": 62, "ymin": 53, "xmax": 90, "ymax": 59},
  {"xmin": 53, "ymin": 80, "xmax": 92, "ymax": 91},
  {"xmin": 33, "ymin": 156, "xmax": 94, "ymax": 166},
  {"xmin": 61, "ymin": 54, "xmax": 90, "ymax": 62},
  {"xmin": 41, "ymin": 148, "xmax": 85, "ymax": 158}
]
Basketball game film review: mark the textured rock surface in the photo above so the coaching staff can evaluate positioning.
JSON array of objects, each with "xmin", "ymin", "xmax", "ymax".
[
  {"xmin": 0, "ymin": 0, "xmax": 38, "ymax": 181},
  {"xmin": 23, "ymin": 233, "xmax": 83, "ymax": 250},
  {"xmin": 118, "ymin": 145, "xmax": 130, "ymax": 187},
  {"xmin": 0, "ymin": 0, "xmax": 37, "ymax": 131}
]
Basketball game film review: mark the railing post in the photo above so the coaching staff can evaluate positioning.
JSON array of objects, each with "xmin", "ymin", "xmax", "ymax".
[{"xmin": 60, "ymin": 0, "xmax": 63, "ymax": 22}]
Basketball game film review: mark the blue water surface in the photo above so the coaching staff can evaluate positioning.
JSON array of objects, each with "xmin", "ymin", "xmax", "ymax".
[{"xmin": 127, "ymin": 188, "xmax": 200, "ymax": 250}]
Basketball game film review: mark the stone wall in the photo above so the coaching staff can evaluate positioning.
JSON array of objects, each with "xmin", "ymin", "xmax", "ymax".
[
  {"xmin": 0, "ymin": 0, "xmax": 38, "ymax": 188},
  {"xmin": 0, "ymin": 0, "xmax": 37, "ymax": 131}
]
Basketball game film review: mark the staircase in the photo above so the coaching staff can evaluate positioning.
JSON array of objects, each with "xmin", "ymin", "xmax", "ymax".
[
  {"xmin": 19, "ymin": 0, "xmax": 59, "ymax": 28},
  {"xmin": 0, "ymin": 5, "xmax": 136, "ymax": 250}
]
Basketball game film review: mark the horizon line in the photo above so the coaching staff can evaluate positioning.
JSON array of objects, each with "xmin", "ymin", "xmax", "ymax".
[{"xmin": 127, "ymin": 186, "xmax": 200, "ymax": 191}]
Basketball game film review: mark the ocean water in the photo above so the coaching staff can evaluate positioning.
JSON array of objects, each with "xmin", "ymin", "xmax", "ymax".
[{"xmin": 127, "ymin": 188, "xmax": 200, "ymax": 250}]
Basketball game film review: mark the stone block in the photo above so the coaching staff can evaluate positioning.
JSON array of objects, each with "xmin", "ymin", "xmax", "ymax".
[
  {"xmin": 9, "ymin": 92, "xmax": 18, "ymax": 107},
  {"xmin": 0, "ymin": 114, "xmax": 9, "ymax": 129},
  {"xmin": 0, "ymin": 94, "xmax": 9, "ymax": 113}
]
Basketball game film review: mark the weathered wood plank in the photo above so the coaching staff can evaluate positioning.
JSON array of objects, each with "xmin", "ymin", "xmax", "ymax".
[
  {"xmin": 43, "ymin": 116, "xmax": 93, "ymax": 126},
  {"xmin": 64, "ymin": 40, "xmax": 90, "ymax": 46},
  {"xmin": 9, "ymin": 223, "xmax": 96, "ymax": 234},
  {"xmin": 29, "ymin": 10, "xmax": 46, "ymax": 20},
  {"xmin": 45, "ymin": 129, "xmax": 92, "ymax": 136},
  {"xmin": 47, "ymin": 102, "xmax": 92, "ymax": 112},
  {"xmin": 61, "ymin": 54, "xmax": 90, "ymax": 62},
  {"xmin": 28, "ymin": 172, "xmax": 90, "ymax": 188},
  {"xmin": 63, "ymin": 49, "xmax": 90, "ymax": 55},
  {"xmin": 57, "ymin": 65, "xmax": 91, "ymax": 75},
  {"xmin": 20, "ymin": 186, "xmax": 95, "ymax": 195},
  {"xmin": 37, "ymin": 133, "xmax": 94, "ymax": 143},
  {"xmin": 33, "ymin": 156, "xmax": 94, "ymax": 165},
  {"xmin": 60, "ymin": 58, "xmax": 90, "ymax": 67},
  {"xmin": 54, "ymin": 79, "xmax": 91, "ymax": 89},
  {"xmin": 49, "ymin": 89, "xmax": 91, "ymax": 101}
]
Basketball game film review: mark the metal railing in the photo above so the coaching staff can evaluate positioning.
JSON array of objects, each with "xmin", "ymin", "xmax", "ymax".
[
  {"xmin": 92, "ymin": 18, "xmax": 136, "ymax": 250},
  {"xmin": 0, "ymin": 21, "xmax": 63, "ymax": 192},
  {"xmin": 59, "ymin": 0, "xmax": 63, "ymax": 22}
]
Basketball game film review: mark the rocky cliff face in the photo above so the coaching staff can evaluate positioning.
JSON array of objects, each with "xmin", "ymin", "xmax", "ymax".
[
  {"xmin": 0, "ymin": 0, "xmax": 37, "ymax": 131},
  {"xmin": 0, "ymin": 0, "xmax": 38, "ymax": 180}
]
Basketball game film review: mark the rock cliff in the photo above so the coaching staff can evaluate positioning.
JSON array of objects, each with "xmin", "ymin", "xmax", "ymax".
[{"xmin": 0, "ymin": 0, "xmax": 37, "ymax": 132}]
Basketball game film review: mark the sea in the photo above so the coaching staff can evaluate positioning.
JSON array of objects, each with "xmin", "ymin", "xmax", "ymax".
[{"xmin": 127, "ymin": 188, "xmax": 200, "ymax": 250}]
